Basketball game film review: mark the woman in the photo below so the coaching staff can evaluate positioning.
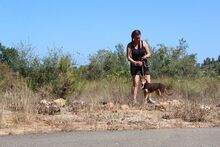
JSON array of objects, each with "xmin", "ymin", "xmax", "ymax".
[{"xmin": 127, "ymin": 30, "xmax": 155, "ymax": 104}]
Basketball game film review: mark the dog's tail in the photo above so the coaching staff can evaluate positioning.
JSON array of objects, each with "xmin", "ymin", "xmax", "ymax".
[{"xmin": 165, "ymin": 89, "xmax": 173, "ymax": 96}]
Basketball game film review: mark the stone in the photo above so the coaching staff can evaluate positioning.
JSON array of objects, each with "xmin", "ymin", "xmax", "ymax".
[
  {"xmin": 107, "ymin": 102, "xmax": 114, "ymax": 109},
  {"xmin": 121, "ymin": 104, "xmax": 129, "ymax": 110},
  {"xmin": 37, "ymin": 99, "xmax": 61, "ymax": 115},
  {"xmin": 53, "ymin": 98, "xmax": 66, "ymax": 107}
]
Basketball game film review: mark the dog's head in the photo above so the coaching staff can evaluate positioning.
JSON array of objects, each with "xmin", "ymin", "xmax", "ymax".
[
  {"xmin": 140, "ymin": 76, "xmax": 150, "ymax": 90},
  {"xmin": 140, "ymin": 76, "xmax": 146, "ymax": 88}
]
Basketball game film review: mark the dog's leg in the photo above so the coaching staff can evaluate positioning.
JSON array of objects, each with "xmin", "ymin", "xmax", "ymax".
[
  {"xmin": 158, "ymin": 89, "xmax": 162, "ymax": 96},
  {"xmin": 155, "ymin": 90, "xmax": 159, "ymax": 96},
  {"xmin": 144, "ymin": 89, "xmax": 148, "ymax": 98},
  {"xmin": 165, "ymin": 88, "xmax": 173, "ymax": 96},
  {"xmin": 144, "ymin": 90, "xmax": 149, "ymax": 101}
]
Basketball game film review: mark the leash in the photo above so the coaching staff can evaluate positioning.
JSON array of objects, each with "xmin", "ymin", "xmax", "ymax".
[
  {"xmin": 141, "ymin": 60, "xmax": 145, "ymax": 76},
  {"xmin": 137, "ymin": 40, "xmax": 145, "ymax": 77}
]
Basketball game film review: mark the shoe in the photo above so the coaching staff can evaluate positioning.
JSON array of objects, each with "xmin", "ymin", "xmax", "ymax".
[
  {"xmin": 133, "ymin": 99, "xmax": 137, "ymax": 104},
  {"xmin": 145, "ymin": 98, "xmax": 156, "ymax": 104},
  {"xmin": 133, "ymin": 99, "xmax": 139, "ymax": 105}
]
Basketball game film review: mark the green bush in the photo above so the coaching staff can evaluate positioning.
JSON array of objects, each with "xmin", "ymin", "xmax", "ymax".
[
  {"xmin": 150, "ymin": 39, "xmax": 200, "ymax": 78},
  {"xmin": 86, "ymin": 44, "xmax": 129, "ymax": 80},
  {"xmin": 1, "ymin": 40, "xmax": 220, "ymax": 103}
]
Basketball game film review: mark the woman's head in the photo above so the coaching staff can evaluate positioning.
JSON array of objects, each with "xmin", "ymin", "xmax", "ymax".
[{"xmin": 131, "ymin": 30, "xmax": 141, "ymax": 42}]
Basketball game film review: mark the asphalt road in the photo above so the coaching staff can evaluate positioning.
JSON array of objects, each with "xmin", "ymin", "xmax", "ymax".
[{"xmin": 0, "ymin": 128, "xmax": 220, "ymax": 147}]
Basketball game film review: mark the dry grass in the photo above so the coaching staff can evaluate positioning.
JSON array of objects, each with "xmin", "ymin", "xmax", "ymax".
[
  {"xmin": 0, "ymin": 100, "xmax": 219, "ymax": 135},
  {"xmin": 0, "ymin": 63, "xmax": 39, "ymax": 113},
  {"xmin": 0, "ymin": 83, "xmax": 39, "ymax": 113},
  {"xmin": 162, "ymin": 101, "xmax": 218, "ymax": 122},
  {"xmin": 158, "ymin": 77, "xmax": 220, "ymax": 103},
  {"xmin": 0, "ymin": 71, "xmax": 220, "ymax": 135},
  {"xmin": 75, "ymin": 78, "xmax": 131, "ymax": 104}
]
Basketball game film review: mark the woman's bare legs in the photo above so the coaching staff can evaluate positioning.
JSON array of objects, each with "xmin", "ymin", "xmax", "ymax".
[
  {"xmin": 132, "ymin": 75, "xmax": 140, "ymax": 103},
  {"xmin": 145, "ymin": 74, "xmax": 151, "ymax": 98}
]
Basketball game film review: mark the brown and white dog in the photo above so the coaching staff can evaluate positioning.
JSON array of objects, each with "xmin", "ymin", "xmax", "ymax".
[{"xmin": 141, "ymin": 77, "xmax": 172, "ymax": 99}]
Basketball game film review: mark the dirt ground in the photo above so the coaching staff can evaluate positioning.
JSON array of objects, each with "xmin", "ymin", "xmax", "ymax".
[{"xmin": 0, "ymin": 99, "xmax": 220, "ymax": 136}]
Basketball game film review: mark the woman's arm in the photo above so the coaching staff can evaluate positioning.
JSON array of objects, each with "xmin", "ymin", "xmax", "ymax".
[
  {"xmin": 142, "ymin": 41, "xmax": 151, "ymax": 60},
  {"xmin": 127, "ymin": 43, "xmax": 136, "ymax": 64}
]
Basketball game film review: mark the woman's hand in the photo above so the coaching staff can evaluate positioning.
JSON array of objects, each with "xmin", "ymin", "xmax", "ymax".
[
  {"xmin": 141, "ymin": 55, "xmax": 147, "ymax": 60},
  {"xmin": 134, "ymin": 61, "xmax": 143, "ymax": 66}
]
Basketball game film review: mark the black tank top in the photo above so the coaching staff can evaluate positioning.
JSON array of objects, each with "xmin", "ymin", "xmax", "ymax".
[{"xmin": 131, "ymin": 40, "xmax": 146, "ymax": 61}]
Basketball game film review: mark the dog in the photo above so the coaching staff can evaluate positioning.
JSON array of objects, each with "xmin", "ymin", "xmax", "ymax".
[{"xmin": 141, "ymin": 77, "xmax": 172, "ymax": 98}]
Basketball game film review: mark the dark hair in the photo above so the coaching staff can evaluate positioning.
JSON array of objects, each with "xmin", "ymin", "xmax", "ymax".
[{"xmin": 131, "ymin": 30, "xmax": 141, "ymax": 42}]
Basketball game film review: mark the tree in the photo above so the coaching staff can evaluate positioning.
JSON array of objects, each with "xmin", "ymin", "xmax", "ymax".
[
  {"xmin": 218, "ymin": 55, "xmax": 220, "ymax": 62},
  {"xmin": 216, "ymin": 62, "xmax": 220, "ymax": 75},
  {"xmin": 203, "ymin": 57, "xmax": 211, "ymax": 65},
  {"xmin": 86, "ymin": 44, "xmax": 129, "ymax": 80},
  {"xmin": 115, "ymin": 44, "xmax": 129, "ymax": 71},
  {"xmin": 0, "ymin": 42, "xmax": 36, "ymax": 77},
  {"xmin": 150, "ymin": 39, "xmax": 199, "ymax": 78},
  {"xmin": 211, "ymin": 58, "xmax": 215, "ymax": 64},
  {"xmin": 0, "ymin": 43, "xmax": 20, "ymax": 71}
]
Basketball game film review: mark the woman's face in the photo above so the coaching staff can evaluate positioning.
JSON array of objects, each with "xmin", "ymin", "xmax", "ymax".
[{"xmin": 133, "ymin": 34, "xmax": 141, "ymax": 42}]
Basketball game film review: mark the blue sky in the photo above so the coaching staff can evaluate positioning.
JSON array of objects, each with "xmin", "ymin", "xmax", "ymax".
[{"xmin": 0, "ymin": 0, "xmax": 219, "ymax": 65}]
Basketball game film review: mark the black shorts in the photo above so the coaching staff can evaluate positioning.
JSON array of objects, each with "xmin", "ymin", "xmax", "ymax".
[{"xmin": 130, "ymin": 61, "xmax": 150, "ymax": 76}]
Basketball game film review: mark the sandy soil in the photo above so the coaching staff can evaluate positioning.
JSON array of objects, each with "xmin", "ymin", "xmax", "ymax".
[{"xmin": 0, "ymin": 100, "xmax": 219, "ymax": 136}]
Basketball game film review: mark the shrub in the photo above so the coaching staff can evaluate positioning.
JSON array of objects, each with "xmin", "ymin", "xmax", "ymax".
[{"xmin": 165, "ymin": 102, "xmax": 210, "ymax": 122}]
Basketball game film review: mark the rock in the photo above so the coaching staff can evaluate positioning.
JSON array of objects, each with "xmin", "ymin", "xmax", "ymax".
[
  {"xmin": 69, "ymin": 100, "xmax": 86, "ymax": 113},
  {"xmin": 162, "ymin": 114, "xmax": 170, "ymax": 119},
  {"xmin": 100, "ymin": 101, "xmax": 108, "ymax": 105},
  {"xmin": 155, "ymin": 104, "xmax": 166, "ymax": 112},
  {"xmin": 160, "ymin": 99, "xmax": 183, "ymax": 109},
  {"xmin": 200, "ymin": 104, "xmax": 211, "ymax": 111},
  {"xmin": 48, "ymin": 104, "xmax": 61, "ymax": 115},
  {"xmin": 170, "ymin": 99, "xmax": 182, "ymax": 106},
  {"xmin": 107, "ymin": 102, "xmax": 114, "ymax": 109},
  {"xmin": 53, "ymin": 98, "xmax": 66, "ymax": 107},
  {"xmin": 37, "ymin": 99, "xmax": 61, "ymax": 115},
  {"xmin": 99, "ymin": 101, "xmax": 115, "ymax": 110},
  {"xmin": 121, "ymin": 104, "xmax": 129, "ymax": 110},
  {"xmin": 40, "ymin": 99, "xmax": 51, "ymax": 105}
]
